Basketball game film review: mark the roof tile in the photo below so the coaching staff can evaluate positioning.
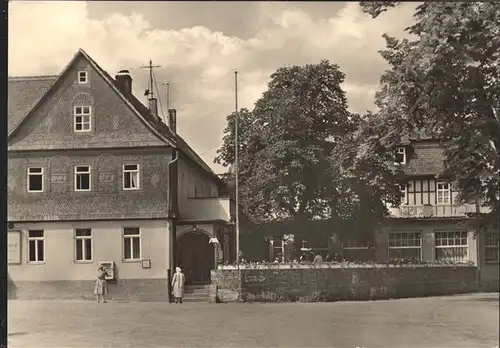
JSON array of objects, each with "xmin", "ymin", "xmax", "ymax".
[
  {"xmin": 8, "ymin": 76, "xmax": 57, "ymax": 134},
  {"xmin": 405, "ymin": 144, "xmax": 445, "ymax": 176}
]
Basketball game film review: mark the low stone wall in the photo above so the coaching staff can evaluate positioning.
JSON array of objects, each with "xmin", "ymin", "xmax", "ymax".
[
  {"xmin": 212, "ymin": 264, "xmax": 479, "ymax": 303},
  {"xmin": 8, "ymin": 279, "xmax": 170, "ymax": 302}
]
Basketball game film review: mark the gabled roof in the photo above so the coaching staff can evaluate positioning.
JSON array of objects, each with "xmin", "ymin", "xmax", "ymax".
[
  {"xmin": 8, "ymin": 48, "xmax": 221, "ymax": 184},
  {"xmin": 404, "ymin": 143, "xmax": 446, "ymax": 177}
]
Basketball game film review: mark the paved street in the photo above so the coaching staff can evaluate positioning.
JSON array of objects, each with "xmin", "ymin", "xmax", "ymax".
[{"xmin": 8, "ymin": 293, "xmax": 499, "ymax": 348}]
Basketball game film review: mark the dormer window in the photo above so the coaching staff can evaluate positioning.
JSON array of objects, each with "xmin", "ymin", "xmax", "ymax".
[
  {"xmin": 395, "ymin": 147, "xmax": 406, "ymax": 164},
  {"xmin": 78, "ymin": 71, "xmax": 88, "ymax": 84},
  {"xmin": 74, "ymin": 106, "xmax": 91, "ymax": 132}
]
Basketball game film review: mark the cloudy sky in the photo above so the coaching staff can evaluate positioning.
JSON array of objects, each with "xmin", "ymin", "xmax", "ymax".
[{"xmin": 9, "ymin": 1, "xmax": 416, "ymax": 173}]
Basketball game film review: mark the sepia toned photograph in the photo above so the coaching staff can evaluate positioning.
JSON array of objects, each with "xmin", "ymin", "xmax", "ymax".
[{"xmin": 4, "ymin": 1, "xmax": 499, "ymax": 347}]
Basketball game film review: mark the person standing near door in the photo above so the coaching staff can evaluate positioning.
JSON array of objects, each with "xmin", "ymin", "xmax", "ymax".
[{"xmin": 171, "ymin": 267, "xmax": 185, "ymax": 303}]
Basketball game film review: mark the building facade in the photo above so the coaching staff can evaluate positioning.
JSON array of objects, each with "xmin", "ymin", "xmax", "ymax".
[
  {"xmin": 265, "ymin": 135, "xmax": 499, "ymax": 291},
  {"xmin": 7, "ymin": 49, "xmax": 235, "ymax": 301},
  {"xmin": 380, "ymin": 136, "xmax": 498, "ymax": 290}
]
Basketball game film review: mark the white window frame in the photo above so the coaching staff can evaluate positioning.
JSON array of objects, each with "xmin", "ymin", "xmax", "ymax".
[
  {"xmin": 74, "ymin": 228, "xmax": 93, "ymax": 262},
  {"xmin": 27, "ymin": 230, "xmax": 45, "ymax": 264},
  {"xmin": 122, "ymin": 164, "xmax": 140, "ymax": 190},
  {"xmin": 123, "ymin": 227, "xmax": 141, "ymax": 261},
  {"xmin": 73, "ymin": 105, "xmax": 92, "ymax": 132},
  {"xmin": 27, "ymin": 167, "xmax": 44, "ymax": 193},
  {"xmin": 436, "ymin": 182, "xmax": 451, "ymax": 205},
  {"xmin": 74, "ymin": 165, "xmax": 91, "ymax": 192},
  {"xmin": 77, "ymin": 71, "xmax": 88, "ymax": 84},
  {"xmin": 395, "ymin": 147, "xmax": 406, "ymax": 165},
  {"xmin": 388, "ymin": 232, "xmax": 422, "ymax": 261},
  {"xmin": 485, "ymin": 232, "xmax": 499, "ymax": 263},
  {"xmin": 400, "ymin": 184, "xmax": 408, "ymax": 205},
  {"xmin": 435, "ymin": 231, "xmax": 469, "ymax": 262},
  {"xmin": 270, "ymin": 237, "xmax": 285, "ymax": 262}
]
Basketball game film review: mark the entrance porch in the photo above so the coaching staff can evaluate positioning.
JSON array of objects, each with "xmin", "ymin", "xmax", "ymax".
[{"xmin": 176, "ymin": 222, "xmax": 235, "ymax": 284}]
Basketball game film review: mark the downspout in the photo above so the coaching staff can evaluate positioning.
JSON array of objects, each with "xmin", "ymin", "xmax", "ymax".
[{"xmin": 167, "ymin": 147, "xmax": 179, "ymax": 302}]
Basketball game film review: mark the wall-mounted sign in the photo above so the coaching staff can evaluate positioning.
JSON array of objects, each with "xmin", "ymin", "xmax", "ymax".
[
  {"xmin": 8, "ymin": 230, "xmax": 22, "ymax": 264},
  {"xmin": 141, "ymin": 259, "xmax": 151, "ymax": 269},
  {"xmin": 99, "ymin": 261, "xmax": 115, "ymax": 280}
]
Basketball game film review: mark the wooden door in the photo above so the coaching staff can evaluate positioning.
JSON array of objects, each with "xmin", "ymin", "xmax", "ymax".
[{"xmin": 177, "ymin": 232, "xmax": 214, "ymax": 284}]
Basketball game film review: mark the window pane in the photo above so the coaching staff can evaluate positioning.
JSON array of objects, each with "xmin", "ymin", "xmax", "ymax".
[
  {"xmin": 124, "ymin": 227, "xmax": 139, "ymax": 236},
  {"xmin": 85, "ymin": 238, "xmax": 92, "ymax": 260},
  {"xmin": 37, "ymin": 240, "xmax": 44, "ymax": 262},
  {"xmin": 77, "ymin": 174, "xmax": 90, "ymax": 190},
  {"xmin": 436, "ymin": 247, "xmax": 467, "ymax": 262},
  {"xmin": 29, "ymin": 175, "xmax": 43, "ymax": 191},
  {"xmin": 76, "ymin": 166, "xmax": 89, "ymax": 173},
  {"xmin": 131, "ymin": 173, "xmax": 138, "ymax": 188},
  {"xmin": 124, "ymin": 172, "xmax": 131, "ymax": 188},
  {"xmin": 82, "ymin": 106, "xmax": 90, "ymax": 114},
  {"xmin": 29, "ymin": 167, "xmax": 42, "ymax": 173},
  {"xmin": 29, "ymin": 240, "xmax": 36, "ymax": 261},
  {"xmin": 486, "ymin": 233, "xmax": 498, "ymax": 246},
  {"xmin": 124, "ymin": 238, "xmax": 131, "ymax": 259},
  {"xmin": 124, "ymin": 164, "xmax": 138, "ymax": 171},
  {"xmin": 76, "ymin": 229, "xmax": 91, "ymax": 237},
  {"xmin": 485, "ymin": 247, "xmax": 499, "ymax": 262},
  {"xmin": 132, "ymin": 237, "xmax": 140, "ymax": 259},
  {"xmin": 75, "ymin": 107, "xmax": 82, "ymax": 114},
  {"xmin": 28, "ymin": 230, "xmax": 43, "ymax": 238},
  {"xmin": 389, "ymin": 247, "xmax": 421, "ymax": 261},
  {"xmin": 76, "ymin": 239, "xmax": 83, "ymax": 260}
]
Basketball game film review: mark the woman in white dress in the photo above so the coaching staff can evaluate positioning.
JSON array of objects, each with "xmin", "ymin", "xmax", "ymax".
[{"xmin": 171, "ymin": 267, "xmax": 185, "ymax": 304}]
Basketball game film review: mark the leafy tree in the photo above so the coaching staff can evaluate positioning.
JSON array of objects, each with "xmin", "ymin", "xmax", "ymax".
[
  {"xmin": 360, "ymin": 2, "xmax": 500, "ymax": 229},
  {"xmin": 215, "ymin": 61, "xmax": 403, "ymax": 257}
]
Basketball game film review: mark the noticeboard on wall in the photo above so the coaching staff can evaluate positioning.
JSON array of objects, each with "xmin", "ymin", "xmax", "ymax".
[
  {"xmin": 8, "ymin": 231, "xmax": 22, "ymax": 264},
  {"xmin": 99, "ymin": 261, "xmax": 115, "ymax": 280}
]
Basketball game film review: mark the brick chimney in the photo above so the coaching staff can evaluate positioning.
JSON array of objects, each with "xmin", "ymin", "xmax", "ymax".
[
  {"xmin": 148, "ymin": 98, "xmax": 159, "ymax": 119},
  {"xmin": 115, "ymin": 70, "xmax": 132, "ymax": 95},
  {"xmin": 168, "ymin": 109, "xmax": 177, "ymax": 133}
]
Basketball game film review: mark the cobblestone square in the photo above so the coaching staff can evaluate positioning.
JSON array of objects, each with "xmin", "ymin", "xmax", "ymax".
[{"xmin": 8, "ymin": 293, "xmax": 499, "ymax": 347}]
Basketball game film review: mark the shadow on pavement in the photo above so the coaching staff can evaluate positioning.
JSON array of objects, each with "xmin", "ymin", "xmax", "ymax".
[
  {"xmin": 472, "ymin": 297, "xmax": 499, "ymax": 303},
  {"xmin": 450, "ymin": 293, "xmax": 499, "ymax": 304},
  {"xmin": 8, "ymin": 332, "xmax": 28, "ymax": 336}
]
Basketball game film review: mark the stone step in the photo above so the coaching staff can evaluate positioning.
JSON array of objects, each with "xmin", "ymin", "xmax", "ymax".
[
  {"xmin": 185, "ymin": 284, "xmax": 212, "ymax": 290},
  {"xmin": 183, "ymin": 295, "xmax": 209, "ymax": 302},
  {"xmin": 184, "ymin": 289, "xmax": 210, "ymax": 294}
]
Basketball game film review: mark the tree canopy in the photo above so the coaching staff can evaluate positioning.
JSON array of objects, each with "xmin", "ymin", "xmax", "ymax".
[
  {"xmin": 360, "ymin": 2, "xmax": 500, "ymax": 229},
  {"xmin": 215, "ymin": 61, "xmax": 403, "ymax": 244}
]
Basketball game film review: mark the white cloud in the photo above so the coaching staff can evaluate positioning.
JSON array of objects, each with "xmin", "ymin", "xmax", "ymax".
[{"xmin": 9, "ymin": 1, "xmax": 416, "ymax": 173}]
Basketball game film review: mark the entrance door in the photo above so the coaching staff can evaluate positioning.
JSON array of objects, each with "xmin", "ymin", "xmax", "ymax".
[{"xmin": 177, "ymin": 231, "xmax": 214, "ymax": 284}]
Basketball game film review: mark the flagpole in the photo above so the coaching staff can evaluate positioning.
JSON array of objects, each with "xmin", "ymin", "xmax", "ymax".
[{"xmin": 234, "ymin": 70, "xmax": 240, "ymax": 265}]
